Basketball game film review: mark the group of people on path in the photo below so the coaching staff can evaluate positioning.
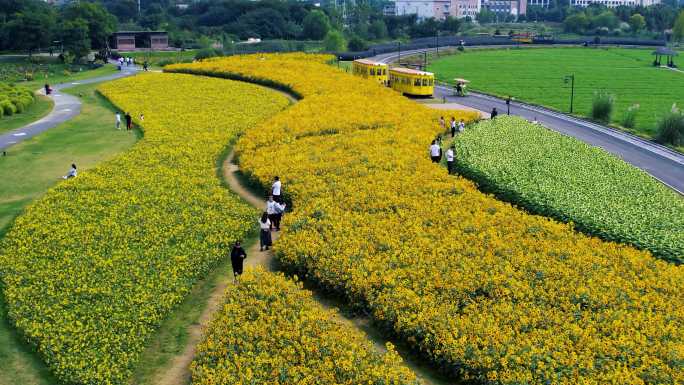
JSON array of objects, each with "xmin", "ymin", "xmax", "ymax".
[
  {"xmin": 434, "ymin": 116, "xmax": 466, "ymax": 175},
  {"xmin": 231, "ymin": 176, "xmax": 287, "ymax": 281},
  {"xmin": 115, "ymin": 112, "xmax": 143, "ymax": 131},
  {"xmin": 116, "ymin": 56, "xmax": 149, "ymax": 71}
]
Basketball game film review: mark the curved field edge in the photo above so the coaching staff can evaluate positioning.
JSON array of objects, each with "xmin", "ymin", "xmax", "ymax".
[
  {"xmin": 0, "ymin": 73, "xmax": 289, "ymax": 384},
  {"xmin": 167, "ymin": 55, "xmax": 684, "ymax": 385},
  {"xmin": 453, "ymin": 116, "xmax": 684, "ymax": 263}
]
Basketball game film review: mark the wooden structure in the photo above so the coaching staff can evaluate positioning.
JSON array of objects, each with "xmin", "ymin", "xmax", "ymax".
[
  {"xmin": 652, "ymin": 47, "xmax": 678, "ymax": 68},
  {"xmin": 111, "ymin": 31, "xmax": 169, "ymax": 51}
]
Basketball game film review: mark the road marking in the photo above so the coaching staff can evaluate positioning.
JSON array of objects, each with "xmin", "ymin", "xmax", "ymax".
[
  {"xmin": 12, "ymin": 132, "xmax": 26, "ymax": 137},
  {"xmin": 61, "ymin": 109, "xmax": 72, "ymax": 112},
  {"xmin": 71, "ymin": 82, "xmax": 81, "ymax": 85},
  {"xmin": 7, "ymin": 141, "xmax": 17, "ymax": 144}
]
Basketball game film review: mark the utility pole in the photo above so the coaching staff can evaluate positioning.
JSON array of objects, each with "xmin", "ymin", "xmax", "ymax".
[
  {"xmin": 398, "ymin": 41, "xmax": 401, "ymax": 65},
  {"xmin": 138, "ymin": 0, "xmax": 141, "ymax": 16},
  {"xmin": 435, "ymin": 30, "xmax": 439, "ymax": 57},
  {"xmin": 564, "ymin": 74, "xmax": 575, "ymax": 114}
]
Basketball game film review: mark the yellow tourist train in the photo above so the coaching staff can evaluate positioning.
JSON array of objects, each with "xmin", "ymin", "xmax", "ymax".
[
  {"xmin": 351, "ymin": 59, "xmax": 435, "ymax": 97},
  {"xmin": 351, "ymin": 59, "xmax": 388, "ymax": 85},
  {"xmin": 388, "ymin": 67, "xmax": 435, "ymax": 97}
]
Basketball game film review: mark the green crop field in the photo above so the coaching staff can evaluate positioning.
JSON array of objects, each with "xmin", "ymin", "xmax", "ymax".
[{"xmin": 429, "ymin": 47, "xmax": 684, "ymax": 140}]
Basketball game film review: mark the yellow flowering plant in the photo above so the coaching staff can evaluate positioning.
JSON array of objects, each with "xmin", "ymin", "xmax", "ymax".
[
  {"xmin": 169, "ymin": 54, "xmax": 684, "ymax": 385},
  {"xmin": 0, "ymin": 73, "xmax": 289, "ymax": 384},
  {"xmin": 192, "ymin": 268, "xmax": 419, "ymax": 385}
]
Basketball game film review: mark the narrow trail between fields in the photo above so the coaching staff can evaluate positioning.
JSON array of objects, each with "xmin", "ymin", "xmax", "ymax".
[{"xmin": 153, "ymin": 149, "xmax": 455, "ymax": 385}]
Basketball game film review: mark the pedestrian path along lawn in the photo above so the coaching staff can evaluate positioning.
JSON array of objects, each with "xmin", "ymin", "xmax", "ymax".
[{"xmin": 429, "ymin": 47, "xmax": 684, "ymax": 140}]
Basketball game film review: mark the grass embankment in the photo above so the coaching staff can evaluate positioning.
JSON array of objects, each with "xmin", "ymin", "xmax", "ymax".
[
  {"xmin": 429, "ymin": 47, "xmax": 684, "ymax": 141},
  {"xmin": 0, "ymin": 96, "xmax": 52, "ymax": 135},
  {"xmin": 0, "ymin": 82, "xmax": 139, "ymax": 385}
]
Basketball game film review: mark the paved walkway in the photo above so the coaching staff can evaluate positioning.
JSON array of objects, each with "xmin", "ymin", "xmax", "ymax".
[
  {"xmin": 371, "ymin": 49, "xmax": 684, "ymax": 195},
  {"xmin": 0, "ymin": 63, "xmax": 139, "ymax": 152}
]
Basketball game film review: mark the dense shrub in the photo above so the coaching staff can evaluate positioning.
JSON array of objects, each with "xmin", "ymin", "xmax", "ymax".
[
  {"xmin": 621, "ymin": 103, "xmax": 639, "ymax": 128},
  {"xmin": 590, "ymin": 90, "xmax": 614, "ymax": 122},
  {"xmin": 0, "ymin": 82, "xmax": 34, "ymax": 118},
  {"xmin": 454, "ymin": 116, "xmax": 684, "ymax": 262},
  {"xmin": 656, "ymin": 105, "xmax": 684, "ymax": 146},
  {"xmin": 194, "ymin": 48, "xmax": 222, "ymax": 61}
]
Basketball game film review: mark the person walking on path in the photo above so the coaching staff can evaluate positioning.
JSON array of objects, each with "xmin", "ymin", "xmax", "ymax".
[
  {"xmin": 506, "ymin": 96, "xmax": 512, "ymax": 115},
  {"xmin": 458, "ymin": 119, "xmax": 465, "ymax": 133},
  {"xmin": 430, "ymin": 140, "xmax": 441, "ymax": 163},
  {"xmin": 272, "ymin": 176, "xmax": 282, "ymax": 203},
  {"xmin": 63, "ymin": 163, "xmax": 77, "ymax": 179},
  {"xmin": 44, "ymin": 83, "xmax": 52, "ymax": 95},
  {"xmin": 259, "ymin": 212, "xmax": 272, "ymax": 251},
  {"xmin": 230, "ymin": 240, "xmax": 247, "ymax": 281},
  {"xmin": 272, "ymin": 200, "xmax": 286, "ymax": 232},
  {"xmin": 143, "ymin": 61, "xmax": 149, "ymax": 72},
  {"xmin": 266, "ymin": 196, "xmax": 278, "ymax": 231},
  {"xmin": 446, "ymin": 145, "xmax": 455, "ymax": 175},
  {"xmin": 490, "ymin": 107, "xmax": 498, "ymax": 119},
  {"xmin": 125, "ymin": 112, "xmax": 132, "ymax": 131},
  {"xmin": 115, "ymin": 112, "xmax": 121, "ymax": 130}
]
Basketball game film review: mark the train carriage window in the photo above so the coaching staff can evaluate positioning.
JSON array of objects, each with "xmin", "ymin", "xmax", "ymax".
[
  {"xmin": 422, "ymin": 78, "xmax": 428, "ymax": 86},
  {"xmin": 370, "ymin": 68, "xmax": 375, "ymax": 76},
  {"xmin": 414, "ymin": 78, "xmax": 421, "ymax": 86}
]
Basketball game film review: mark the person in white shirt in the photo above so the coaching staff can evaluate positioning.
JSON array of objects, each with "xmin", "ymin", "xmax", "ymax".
[
  {"xmin": 115, "ymin": 112, "xmax": 121, "ymax": 129},
  {"xmin": 259, "ymin": 212, "xmax": 272, "ymax": 251},
  {"xmin": 271, "ymin": 176, "xmax": 282, "ymax": 203},
  {"xmin": 445, "ymin": 145, "xmax": 455, "ymax": 175},
  {"xmin": 63, "ymin": 163, "xmax": 77, "ymax": 179},
  {"xmin": 429, "ymin": 140, "xmax": 441, "ymax": 163},
  {"xmin": 450, "ymin": 116, "xmax": 457, "ymax": 137},
  {"xmin": 458, "ymin": 119, "xmax": 465, "ymax": 133}
]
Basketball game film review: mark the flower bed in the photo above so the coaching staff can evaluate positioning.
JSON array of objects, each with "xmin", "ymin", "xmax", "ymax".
[
  {"xmin": 453, "ymin": 117, "xmax": 684, "ymax": 263},
  {"xmin": 192, "ymin": 268, "xmax": 418, "ymax": 385},
  {"xmin": 168, "ymin": 55, "xmax": 684, "ymax": 385},
  {"xmin": 0, "ymin": 73, "xmax": 289, "ymax": 384}
]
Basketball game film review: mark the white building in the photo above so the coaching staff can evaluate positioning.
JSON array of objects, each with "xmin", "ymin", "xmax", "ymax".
[
  {"xmin": 394, "ymin": 0, "xmax": 452, "ymax": 20},
  {"xmin": 570, "ymin": 0, "xmax": 660, "ymax": 7},
  {"xmin": 528, "ymin": 0, "xmax": 551, "ymax": 7},
  {"xmin": 453, "ymin": 0, "xmax": 481, "ymax": 18}
]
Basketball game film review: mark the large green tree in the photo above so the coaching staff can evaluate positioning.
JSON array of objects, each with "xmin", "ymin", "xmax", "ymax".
[
  {"xmin": 5, "ymin": 10, "xmax": 55, "ymax": 55},
  {"xmin": 674, "ymin": 10, "xmax": 684, "ymax": 43},
  {"xmin": 323, "ymin": 29, "xmax": 346, "ymax": 52},
  {"xmin": 302, "ymin": 10, "xmax": 330, "ymax": 40},
  {"xmin": 628, "ymin": 13, "xmax": 646, "ymax": 33},
  {"xmin": 61, "ymin": 18, "xmax": 91, "ymax": 59},
  {"xmin": 61, "ymin": 2, "xmax": 117, "ymax": 49}
]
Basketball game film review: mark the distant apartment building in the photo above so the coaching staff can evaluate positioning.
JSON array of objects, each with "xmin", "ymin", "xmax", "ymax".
[
  {"xmin": 570, "ymin": 0, "xmax": 660, "ymax": 6},
  {"xmin": 481, "ymin": 0, "xmax": 527, "ymax": 17},
  {"xmin": 394, "ymin": 0, "xmax": 452, "ymax": 20},
  {"xmin": 527, "ymin": 0, "xmax": 551, "ymax": 7},
  {"xmin": 453, "ymin": 0, "xmax": 481, "ymax": 18}
]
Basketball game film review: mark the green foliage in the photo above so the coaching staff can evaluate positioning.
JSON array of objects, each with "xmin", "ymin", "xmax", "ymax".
[
  {"xmin": 628, "ymin": 13, "xmax": 646, "ymax": 33},
  {"xmin": 656, "ymin": 105, "xmax": 684, "ymax": 146},
  {"xmin": 0, "ymin": 83, "xmax": 35, "ymax": 119},
  {"xmin": 674, "ymin": 10, "xmax": 684, "ymax": 43},
  {"xmin": 61, "ymin": 18, "xmax": 91, "ymax": 60},
  {"xmin": 347, "ymin": 35, "xmax": 367, "ymax": 51},
  {"xmin": 591, "ymin": 90, "xmax": 615, "ymax": 122},
  {"xmin": 323, "ymin": 30, "xmax": 347, "ymax": 52},
  {"xmin": 454, "ymin": 117, "xmax": 684, "ymax": 263},
  {"xmin": 302, "ymin": 10, "xmax": 331, "ymax": 40},
  {"xmin": 194, "ymin": 48, "xmax": 222, "ymax": 61},
  {"xmin": 621, "ymin": 103, "xmax": 639, "ymax": 128}
]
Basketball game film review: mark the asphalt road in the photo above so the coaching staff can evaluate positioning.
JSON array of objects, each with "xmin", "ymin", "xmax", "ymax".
[
  {"xmin": 0, "ymin": 63, "xmax": 139, "ymax": 152},
  {"xmin": 372, "ymin": 49, "xmax": 684, "ymax": 195}
]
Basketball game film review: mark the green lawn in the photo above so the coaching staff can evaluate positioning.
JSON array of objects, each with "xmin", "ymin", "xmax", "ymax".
[
  {"xmin": 0, "ymin": 81, "xmax": 139, "ymax": 385},
  {"xmin": 0, "ymin": 95, "xmax": 52, "ymax": 135},
  {"xmin": 428, "ymin": 47, "xmax": 684, "ymax": 140}
]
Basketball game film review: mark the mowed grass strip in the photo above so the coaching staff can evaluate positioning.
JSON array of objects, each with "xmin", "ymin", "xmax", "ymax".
[
  {"xmin": 0, "ymin": 82, "xmax": 138, "ymax": 385},
  {"xmin": 429, "ymin": 47, "xmax": 684, "ymax": 140}
]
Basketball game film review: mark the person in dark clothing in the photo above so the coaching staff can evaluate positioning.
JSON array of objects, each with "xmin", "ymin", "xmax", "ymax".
[
  {"xmin": 456, "ymin": 82, "xmax": 463, "ymax": 96},
  {"xmin": 143, "ymin": 61, "xmax": 149, "ymax": 71},
  {"xmin": 230, "ymin": 240, "xmax": 247, "ymax": 281},
  {"xmin": 44, "ymin": 84, "xmax": 52, "ymax": 95},
  {"xmin": 490, "ymin": 107, "xmax": 498, "ymax": 119},
  {"xmin": 125, "ymin": 112, "xmax": 132, "ymax": 130}
]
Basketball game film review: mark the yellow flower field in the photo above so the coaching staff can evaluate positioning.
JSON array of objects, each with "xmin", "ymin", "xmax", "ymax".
[
  {"xmin": 168, "ymin": 54, "xmax": 684, "ymax": 384},
  {"xmin": 192, "ymin": 268, "xmax": 418, "ymax": 385},
  {"xmin": 0, "ymin": 73, "xmax": 289, "ymax": 384}
]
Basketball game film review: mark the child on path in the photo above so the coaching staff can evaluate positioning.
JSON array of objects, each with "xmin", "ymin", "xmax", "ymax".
[
  {"xmin": 458, "ymin": 119, "xmax": 465, "ymax": 133},
  {"xmin": 490, "ymin": 107, "xmax": 498, "ymax": 119}
]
